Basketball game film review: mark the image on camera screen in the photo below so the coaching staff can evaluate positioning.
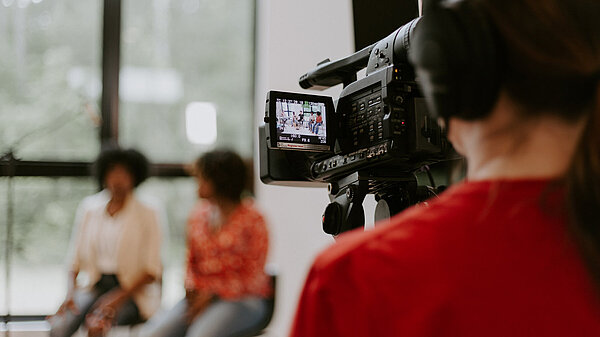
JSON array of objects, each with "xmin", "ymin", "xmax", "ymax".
[{"xmin": 275, "ymin": 98, "xmax": 329, "ymax": 151}]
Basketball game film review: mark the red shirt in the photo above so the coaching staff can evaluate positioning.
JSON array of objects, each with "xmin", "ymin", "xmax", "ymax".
[
  {"xmin": 186, "ymin": 200, "xmax": 271, "ymax": 299},
  {"xmin": 291, "ymin": 179, "xmax": 600, "ymax": 337}
]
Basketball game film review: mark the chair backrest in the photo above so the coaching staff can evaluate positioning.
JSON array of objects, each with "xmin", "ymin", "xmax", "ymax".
[
  {"xmin": 259, "ymin": 271, "xmax": 277, "ymax": 330},
  {"xmin": 243, "ymin": 271, "xmax": 277, "ymax": 337}
]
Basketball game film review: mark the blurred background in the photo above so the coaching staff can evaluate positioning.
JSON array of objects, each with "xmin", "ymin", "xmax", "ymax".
[{"xmin": 0, "ymin": 0, "xmax": 418, "ymax": 335}]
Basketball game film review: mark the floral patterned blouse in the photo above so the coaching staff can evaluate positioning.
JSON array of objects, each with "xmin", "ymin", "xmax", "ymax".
[{"xmin": 185, "ymin": 200, "xmax": 272, "ymax": 300}]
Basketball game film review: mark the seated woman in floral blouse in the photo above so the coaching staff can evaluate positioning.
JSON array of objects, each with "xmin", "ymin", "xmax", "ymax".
[{"xmin": 143, "ymin": 149, "xmax": 272, "ymax": 337}]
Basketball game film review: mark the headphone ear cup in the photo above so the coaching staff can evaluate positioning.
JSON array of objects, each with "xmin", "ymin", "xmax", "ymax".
[{"xmin": 409, "ymin": 1, "xmax": 502, "ymax": 120}]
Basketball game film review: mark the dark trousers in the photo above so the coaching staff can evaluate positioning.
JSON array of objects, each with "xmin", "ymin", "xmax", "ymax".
[{"xmin": 48, "ymin": 274, "xmax": 142, "ymax": 337}]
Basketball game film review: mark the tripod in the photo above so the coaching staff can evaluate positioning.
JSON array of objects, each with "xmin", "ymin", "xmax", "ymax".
[{"xmin": 321, "ymin": 169, "xmax": 443, "ymax": 236}]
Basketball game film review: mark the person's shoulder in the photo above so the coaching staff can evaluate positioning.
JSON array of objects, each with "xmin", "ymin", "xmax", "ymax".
[
  {"xmin": 128, "ymin": 194, "xmax": 166, "ymax": 230},
  {"xmin": 132, "ymin": 194, "xmax": 161, "ymax": 214},
  {"xmin": 239, "ymin": 199, "xmax": 266, "ymax": 221},
  {"xmin": 78, "ymin": 190, "xmax": 109, "ymax": 213},
  {"xmin": 311, "ymin": 182, "xmax": 482, "ymax": 276},
  {"xmin": 311, "ymin": 208, "xmax": 424, "ymax": 274},
  {"xmin": 187, "ymin": 200, "xmax": 210, "ymax": 221}
]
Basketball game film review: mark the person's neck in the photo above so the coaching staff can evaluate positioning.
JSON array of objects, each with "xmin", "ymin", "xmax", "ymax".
[
  {"xmin": 463, "ymin": 113, "xmax": 586, "ymax": 181},
  {"xmin": 214, "ymin": 198, "xmax": 241, "ymax": 221},
  {"xmin": 107, "ymin": 192, "xmax": 131, "ymax": 216}
]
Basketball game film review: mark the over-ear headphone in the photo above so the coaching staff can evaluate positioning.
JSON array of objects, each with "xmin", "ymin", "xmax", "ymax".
[{"xmin": 409, "ymin": 0, "xmax": 503, "ymax": 121}]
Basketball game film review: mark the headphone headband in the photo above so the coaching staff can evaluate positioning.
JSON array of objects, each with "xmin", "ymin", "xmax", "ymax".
[{"xmin": 409, "ymin": 0, "xmax": 503, "ymax": 120}]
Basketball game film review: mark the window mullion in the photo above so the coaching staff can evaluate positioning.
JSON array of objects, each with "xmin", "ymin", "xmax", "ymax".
[{"xmin": 100, "ymin": 0, "xmax": 122, "ymax": 147}]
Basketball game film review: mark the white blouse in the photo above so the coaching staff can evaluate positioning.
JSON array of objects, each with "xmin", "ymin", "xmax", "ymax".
[
  {"xmin": 68, "ymin": 190, "xmax": 165, "ymax": 319},
  {"xmin": 95, "ymin": 207, "xmax": 127, "ymax": 274}
]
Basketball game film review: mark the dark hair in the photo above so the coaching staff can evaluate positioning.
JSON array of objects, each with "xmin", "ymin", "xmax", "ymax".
[
  {"xmin": 194, "ymin": 149, "xmax": 247, "ymax": 202},
  {"xmin": 94, "ymin": 147, "xmax": 149, "ymax": 189},
  {"xmin": 478, "ymin": 0, "xmax": 600, "ymax": 286}
]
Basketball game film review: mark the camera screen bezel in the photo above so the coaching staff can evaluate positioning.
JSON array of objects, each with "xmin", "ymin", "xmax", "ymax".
[{"xmin": 266, "ymin": 90, "xmax": 335, "ymax": 153}]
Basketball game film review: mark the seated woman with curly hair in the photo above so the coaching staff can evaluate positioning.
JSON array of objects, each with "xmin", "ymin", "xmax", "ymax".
[{"xmin": 49, "ymin": 147, "xmax": 163, "ymax": 337}]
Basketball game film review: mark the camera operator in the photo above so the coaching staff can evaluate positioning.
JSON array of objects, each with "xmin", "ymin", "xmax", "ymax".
[{"xmin": 290, "ymin": 0, "xmax": 600, "ymax": 336}]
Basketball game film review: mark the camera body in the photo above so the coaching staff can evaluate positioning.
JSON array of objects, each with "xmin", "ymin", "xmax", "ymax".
[
  {"xmin": 259, "ymin": 18, "xmax": 457, "ymax": 235},
  {"xmin": 260, "ymin": 18, "xmax": 450, "ymax": 185}
]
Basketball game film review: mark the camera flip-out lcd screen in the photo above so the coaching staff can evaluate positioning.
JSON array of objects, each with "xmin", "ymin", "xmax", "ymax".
[{"xmin": 268, "ymin": 91, "xmax": 334, "ymax": 152}]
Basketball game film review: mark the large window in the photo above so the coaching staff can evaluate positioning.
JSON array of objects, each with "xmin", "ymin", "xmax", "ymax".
[
  {"xmin": 136, "ymin": 178, "xmax": 198, "ymax": 306},
  {"xmin": 120, "ymin": 0, "xmax": 255, "ymax": 163},
  {"xmin": 1, "ymin": 0, "xmax": 256, "ymax": 317},
  {"xmin": 119, "ymin": 0, "xmax": 256, "ymax": 307},
  {"xmin": 0, "ymin": 0, "xmax": 102, "ymax": 162},
  {"xmin": 0, "ymin": 178, "xmax": 96, "ymax": 315}
]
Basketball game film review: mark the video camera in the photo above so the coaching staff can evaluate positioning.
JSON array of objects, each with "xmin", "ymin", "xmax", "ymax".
[{"xmin": 259, "ymin": 17, "xmax": 458, "ymax": 235}]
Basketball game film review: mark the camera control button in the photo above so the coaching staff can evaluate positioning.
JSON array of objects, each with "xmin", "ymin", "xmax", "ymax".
[{"xmin": 346, "ymin": 188, "xmax": 354, "ymax": 200}]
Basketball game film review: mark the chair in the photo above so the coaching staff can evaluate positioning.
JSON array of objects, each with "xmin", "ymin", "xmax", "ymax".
[
  {"xmin": 254, "ymin": 271, "xmax": 277, "ymax": 335},
  {"xmin": 236, "ymin": 270, "xmax": 277, "ymax": 337}
]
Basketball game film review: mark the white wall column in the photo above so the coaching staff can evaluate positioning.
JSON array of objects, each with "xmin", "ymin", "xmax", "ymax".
[{"xmin": 253, "ymin": 0, "xmax": 355, "ymax": 335}]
